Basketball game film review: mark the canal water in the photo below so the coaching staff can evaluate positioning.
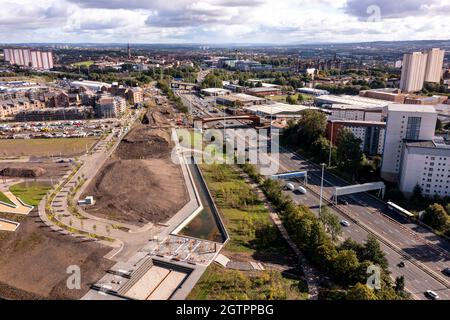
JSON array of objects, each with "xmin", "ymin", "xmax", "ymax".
[{"xmin": 178, "ymin": 163, "xmax": 225, "ymax": 243}]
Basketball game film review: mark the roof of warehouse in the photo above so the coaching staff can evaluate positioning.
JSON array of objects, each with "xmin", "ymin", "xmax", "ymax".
[{"xmin": 244, "ymin": 103, "xmax": 320, "ymax": 115}]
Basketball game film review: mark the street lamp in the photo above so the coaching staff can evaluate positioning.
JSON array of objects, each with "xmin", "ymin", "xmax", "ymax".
[
  {"xmin": 328, "ymin": 120, "xmax": 334, "ymax": 168},
  {"xmin": 319, "ymin": 163, "xmax": 325, "ymax": 215}
]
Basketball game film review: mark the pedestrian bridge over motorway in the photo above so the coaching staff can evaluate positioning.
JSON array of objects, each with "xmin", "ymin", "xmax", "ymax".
[{"xmin": 195, "ymin": 115, "xmax": 262, "ymax": 126}]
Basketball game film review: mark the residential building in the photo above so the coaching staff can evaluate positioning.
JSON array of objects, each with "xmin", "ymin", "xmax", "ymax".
[
  {"xmin": 400, "ymin": 52, "xmax": 428, "ymax": 92},
  {"xmin": 399, "ymin": 48, "xmax": 445, "ymax": 92},
  {"xmin": 381, "ymin": 104, "xmax": 437, "ymax": 182},
  {"xmin": 96, "ymin": 96, "xmax": 126, "ymax": 118},
  {"xmin": 330, "ymin": 105, "xmax": 384, "ymax": 122},
  {"xmin": 3, "ymin": 48, "xmax": 54, "ymax": 70},
  {"xmin": 399, "ymin": 138, "xmax": 450, "ymax": 197},
  {"xmin": 327, "ymin": 119, "xmax": 386, "ymax": 155},
  {"xmin": 424, "ymin": 48, "xmax": 445, "ymax": 83}
]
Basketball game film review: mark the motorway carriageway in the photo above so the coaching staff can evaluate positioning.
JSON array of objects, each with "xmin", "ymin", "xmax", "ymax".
[{"xmin": 179, "ymin": 92, "xmax": 450, "ymax": 300}]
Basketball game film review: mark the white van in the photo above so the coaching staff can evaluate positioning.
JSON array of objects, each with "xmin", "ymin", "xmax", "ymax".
[
  {"xmin": 286, "ymin": 183, "xmax": 295, "ymax": 191},
  {"xmin": 297, "ymin": 186, "xmax": 307, "ymax": 194}
]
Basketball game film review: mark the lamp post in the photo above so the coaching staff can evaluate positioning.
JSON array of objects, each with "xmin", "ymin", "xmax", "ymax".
[
  {"xmin": 328, "ymin": 120, "xmax": 334, "ymax": 168},
  {"xmin": 319, "ymin": 163, "xmax": 325, "ymax": 215}
]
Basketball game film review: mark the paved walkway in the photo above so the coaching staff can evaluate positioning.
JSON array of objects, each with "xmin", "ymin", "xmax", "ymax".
[
  {"xmin": 237, "ymin": 168, "xmax": 321, "ymax": 300},
  {"xmin": 0, "ymin": 179, "xmax": 34, "ymax": 215}
]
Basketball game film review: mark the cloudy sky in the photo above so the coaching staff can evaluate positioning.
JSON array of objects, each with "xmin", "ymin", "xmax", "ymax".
[{"xmin": 0, "ymin": 0, "xmax": 449, "ymax": 44}]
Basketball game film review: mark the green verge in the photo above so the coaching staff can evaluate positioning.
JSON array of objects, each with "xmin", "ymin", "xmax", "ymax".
[
  {"xmin": 0, "ymin": 191, "xmax": 15, "ymax": 206},
  {"xmin": 187, "ymin": 164, "xmax": 308, "ymax": 300},
  {"xmin": 9, "ymin": 181, "xmax": 52, "ymax": 207}
]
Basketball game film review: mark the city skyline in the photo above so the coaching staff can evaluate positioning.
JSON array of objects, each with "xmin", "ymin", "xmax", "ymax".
[{"xmin": 1, "ymin": 0, "xmax": 450, "ymax": 44}]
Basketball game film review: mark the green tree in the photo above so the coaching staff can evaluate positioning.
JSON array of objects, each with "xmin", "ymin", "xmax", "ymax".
[
  {"xmin": 333, "ymin": 249, "xmax": 360, "ymax": 284},
  {"xmin": 297, "ymin": 110, "xmax": 327, "ymax": 144},
  {"xmin": 395, "ymin": 276, "xmax": 405, "ymax": 293},
  {"xmin": 319, "ymin": 206, "xmax": 342, "ymax": 242},
  {"xmin": 412, "ymin": 184, "xmax": 424, "ymax": 203},
  {"xmin": 335, "ymin": 128, "xmax": 363, "ymax": 180},
  {"xmin": 422, "ymin": 203, "xmax": 450, "ymax": 231},
  {"xmin": 346, "ymin": 283, "xmax": 378, "ymax": 300},
  {"xmin": 311, "ymin": 136, "xmax": 336, "ymax": 164},
  {"xmin": 286, "ymin": 94, "xmax": 297, "ymax": 105},
  {"xmin": 361, "ymin": 235, "xmax": 388, "ymax": 270}
]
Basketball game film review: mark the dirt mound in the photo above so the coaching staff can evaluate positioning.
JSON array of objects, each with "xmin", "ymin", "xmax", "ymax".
[
  {"xmin": 114, "ymin": 125, "xmax": 172, "ymax": 160},
  {"xmin": 0, "ymin": 166, "xmax": 46, "ymax": 178},
  {"xmin": 83, "ymin": 158, "xmax": 188, "ymax": 225},
  {"xmin": 142, "ymin": 105, "xmax": 175, "ymax": 126}
]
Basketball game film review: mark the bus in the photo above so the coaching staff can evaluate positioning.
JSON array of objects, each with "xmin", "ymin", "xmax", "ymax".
[{"xmin": 386, "ymin": 201, "xmax": 415, "ymax": 219}]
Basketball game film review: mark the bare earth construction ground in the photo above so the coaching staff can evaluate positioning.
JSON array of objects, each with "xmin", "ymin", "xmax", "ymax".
[
  {"xmin": 82, "ymin": 124, "xmax": 189, "ymax": 226},
  {"xmin": 0, "ymin": 209, "xmax": 114, "ymax": 299}
]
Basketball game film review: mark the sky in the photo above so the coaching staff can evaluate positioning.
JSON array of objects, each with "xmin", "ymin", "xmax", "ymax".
[{"xmin": 0, "ymin": 0, "xmax": 449, "ymax": 44}]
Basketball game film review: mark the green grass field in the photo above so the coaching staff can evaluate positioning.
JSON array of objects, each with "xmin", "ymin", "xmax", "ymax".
[
  {"xmin": 72, "ymin": 61, "xmax": 94, "ymax": 67},
  {"xmin": 0, "ymin": 137, "xmax": 98, "ymax": 157},
  {"xmin": 0, "ymin": 191, "xmax": 14, "ymax": 206},
  {"xmin": 268, "ymin": 93, "xmax": 313, "ymax": 103},
  {"xmin": 187, "ymin": 164, "xmax": 308, "ymax": 300},
  {"xmin": 10, "ymin": 181, "xmax": 52, "ymax": 206}
]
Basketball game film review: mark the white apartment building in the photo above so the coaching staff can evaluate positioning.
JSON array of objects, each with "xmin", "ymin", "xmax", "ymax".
[
  {"xmin": 424, "ymin": 48, "xmax": 445, "ymax": 83},
  {"xmin": 331, "ymin": 105, "xmax": 384, "ymax": 122},
  {"xmin": 400, "ymin": 52, "xmax": 428, "ymax": 92},
  {"xmin": 3, "ymin": 48, "xmax": 54, "ymax": 70},
  {"xmin": 400, "ymin": 48, "xmax": 445, "ymax": 92},
  {"xmin": 381, "ymin": 104, "xmax": 437, "ymax": 182},
  {"xmin": 399, "ymin": 138, "xmax": 450, "ymax": 197}
]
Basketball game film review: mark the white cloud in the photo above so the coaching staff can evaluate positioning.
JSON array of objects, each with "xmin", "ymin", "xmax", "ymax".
[{"xmin": 0, "ymin": 0, "xmax": 449, "ymax": 43}]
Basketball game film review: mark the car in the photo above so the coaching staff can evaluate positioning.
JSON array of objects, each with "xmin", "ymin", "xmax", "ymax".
[
  {"xmin": 340, "ymin": 220, "xmax": 351, "ymax": 227},
  {"xmin": 442, "ymin": 267, "xmax": 450, "ymax": 277},
  {"xmin": 297, "ymin": 186, "xmax": 307, "ymax": 194},
  {"xmin": 339, "ymin": 198, "xmax": 349, "ymax": 205},
  {"xmin": 425, "ymin": 290, "xmax": 440, "ymax": 300},
  {"xmin": 285, "ymin": 183, "xmax": 296, "ymax": 191},
  {"xmin": 397, "ymin": 261, "xmax": 405, "ymax": 268}
]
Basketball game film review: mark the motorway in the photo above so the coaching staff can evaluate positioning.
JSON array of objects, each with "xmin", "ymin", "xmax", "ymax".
[{"xmin": 177, "ymin": 91, "xmax": 450, "ymax": 300}]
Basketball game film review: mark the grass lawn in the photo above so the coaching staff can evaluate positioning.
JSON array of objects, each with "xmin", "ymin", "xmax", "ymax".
[
  {"xmin": 0, "ymin": 191, "xmax": 14, "ymax": 206},
  {"xmin": 268, "ymin": 93, "xmax": 313, "ymax": 103},
  {"xmin": 10, "ymin": 181, "xmax": 52, "ymax": 206},
  {"xmin": 0, "ymin": 137, "xmax": 98, "ymax": 157},
  {"xmin": 72, "ymin": 61, "xmax": 94, "ymax": 67},
  {"xmin": 187, "ymin": 164, "xmax": 308, "ymax": 300}
]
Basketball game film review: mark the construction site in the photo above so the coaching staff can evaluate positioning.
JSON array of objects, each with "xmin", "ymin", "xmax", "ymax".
[{"xmin": 82, "ymin": 101, "xmax": 189, "ymax": 226}]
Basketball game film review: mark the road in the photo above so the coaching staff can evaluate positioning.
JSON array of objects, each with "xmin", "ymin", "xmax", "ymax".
[{"xmin": 177, "ymin": 91, "xmax": 450, "ymax": 300}]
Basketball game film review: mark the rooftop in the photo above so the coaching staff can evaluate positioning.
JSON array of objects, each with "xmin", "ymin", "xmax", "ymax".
[
  {"xmin": 315, "ymin": 94, "xmax": 390, "ymax": 107},
  {"xmin": 387, "ymin": 104, "xmax": 437, "ymax": 114},
  {"xmin": 244, "ymin": 103, "xmax": 320, "ymax": 115}
]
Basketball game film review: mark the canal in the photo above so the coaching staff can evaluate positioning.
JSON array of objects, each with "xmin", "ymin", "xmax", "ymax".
[{"xmin": 178, "ymin": 163, "xmax": 226, "ymax": 243}]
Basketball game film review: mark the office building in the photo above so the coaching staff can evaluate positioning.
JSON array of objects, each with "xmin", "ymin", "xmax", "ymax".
[{"xmin": 381, "ymin": 104, "xmax": 437, "ymax": 182}]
